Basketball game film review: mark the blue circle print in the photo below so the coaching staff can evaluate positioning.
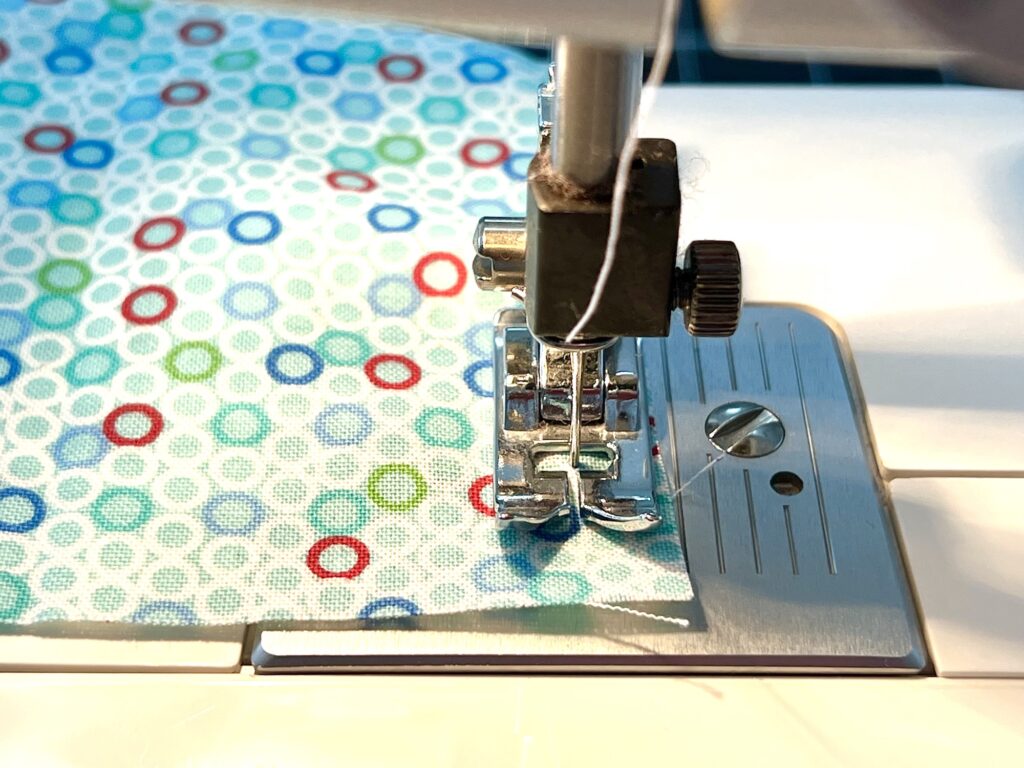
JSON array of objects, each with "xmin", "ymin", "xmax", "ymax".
[
  {"xmin": 131, "ymin": 600, "xmax": 199, "ymax": 625},
  {"xmin": 221, "ymin": 282, "xmax": 278, "ymax": 320},
  {"xmin": 63, "ymin": 139, "xmax": 115, "ymax": 169},
  {"xmin": 0, "ymin": 309, "xmax": 32, "ymax": 346},
  {"xmin": 0, "ymin": 350, "xmax": 21, "ymax": 386},
  {"xmin": 0, "ymin": 487, "xmax": 46, "ymax": 534},
  {"xmin": 357, "ymin": 597, "xmax": 421, "ymax": 619},
  {"xmin": 461, "ymin": 199, "xmax": 514, "ymax": 218},
  {"xmin": 313, "ymin": 403, "xmax": 373, "ymax": 447},
  {"xmin": 332, "ymin": 91, "xmax": 383, "ymax": 122},
  {"xmin": 8, "ymin": 180, "xmax": 60, "ymax": 209},
  {"xmin": 265, "ymin": 343, "xmax": 325, "ymax": 385},
  {"xmin": 261, "ymin": 19, "xmax": 309, "ymax": 38},
  {"xmin": 459, "ymin": 56, "xmax": 508, "ymax": 83},
  {"xmin": 117, "ymin": 95, "xmax": 163, "ymax": 123},
  {"xmin": 181, "ymin": 198, "xmax": 233, "ymax": 229},
  {"xmin": 50, "ymin": 425, "xmax": 109, "ymax": 470},
  {"xmin": 530, "ymin": 509, "xmax": 582, "ymax": 543},
  {"xmin": 130, "ymin": 53, "xmax": 175, "ymax": 74},
  {"xmin": 202, "ymin": 492, "xmax": 267, "ymax": 536},
  {"xmin": 366, "ymin": 204, "xmax": 419, "ymax": 233},
  {"xmin": 338, "ymin": 40, "xmax": 383, "ymax": 64},
  {"xmin": 295, "ymin": 49, "xmax": 343, "ymax": 76},
  {"xmin": 45, "ymin": 47, "xmax": 94, "ymax": 76},
  {"xmin": 471, "ymin": 553, "xmax": 535, "ymax": 593},
  {"xmin": 502, "ymin": 151, "xmax": 531, "ymax": 181},
  {"xmin": 54, "ymin": 21, "xmax": 100, "ymax": 49},
  {"xmin": 462, "ymin": 359, "xmax": 493, "ymax": 397},
  {"xmin": 366, "ymin": 275, "xmax": 421, "ymax": 318},
  {"xmin": 238, "ymin": 133, "xmax": 290, "ymax": 160},
  {"xmin": 227, "ymin": 211, "xmax": 282, "ymax": 244},
  {"xmin": 463, "ymin": 321, "xmax": 491, "ymax": 358}
]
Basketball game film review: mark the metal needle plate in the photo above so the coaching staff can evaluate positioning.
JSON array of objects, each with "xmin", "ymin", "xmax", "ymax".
[{"xmin": 252, "ymin": 306, "xmax": 924, "ymax": 673}]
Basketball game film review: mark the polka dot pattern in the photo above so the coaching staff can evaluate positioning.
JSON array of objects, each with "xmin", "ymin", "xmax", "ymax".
[{"xmin": 0, "ymin": 0, "xmax": 692, "ymax": 626}]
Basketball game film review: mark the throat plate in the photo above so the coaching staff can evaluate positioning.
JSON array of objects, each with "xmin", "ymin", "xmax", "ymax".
[{"xmin": 638, "ymin": 305, "xmax": 923, "ymax": 670}]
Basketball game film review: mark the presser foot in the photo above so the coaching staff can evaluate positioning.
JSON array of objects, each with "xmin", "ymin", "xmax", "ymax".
[
  {"xmin": 492, "ymin": 308, "xmax": 662, "ymax": 534},
  {"xmin": 495, "ymin": 450, "xmax": 662, "ymax": 534}
]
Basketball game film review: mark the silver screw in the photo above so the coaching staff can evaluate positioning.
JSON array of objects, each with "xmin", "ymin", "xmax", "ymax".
[
  {"xmin": 472, "ymin": 216, "xmax": 526, "ymax": 292},
  {"xmin": 705, "ymin": 401, "xmax": 785, "ymax": 458}
]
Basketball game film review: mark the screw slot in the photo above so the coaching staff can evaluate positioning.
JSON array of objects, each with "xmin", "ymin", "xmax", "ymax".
[
  {"xmin": 705, "ymin": 401, "xmax": 784, "ymax": 458},
  {"xmin": 770, "ymin": 471, "xmax": 803, "ymax": 496}
]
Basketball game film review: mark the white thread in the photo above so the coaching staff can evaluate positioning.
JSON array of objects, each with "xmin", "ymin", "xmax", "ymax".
[
  {"xmin": 671, "ymin": 451, "xmax": 727, "ymax": 500},
  {"xmin": 587, "ymin": 602, "xmax": 691, "ymax": 628},
  {"xmin": 564, "ymin": 0, "xmax": 682, "ymax": 344}
]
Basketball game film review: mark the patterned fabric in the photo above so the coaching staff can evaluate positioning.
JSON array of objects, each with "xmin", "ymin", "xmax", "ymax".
[{"xmin": 0, "ymin": 0, "xmax": 691, "ymax": 625}]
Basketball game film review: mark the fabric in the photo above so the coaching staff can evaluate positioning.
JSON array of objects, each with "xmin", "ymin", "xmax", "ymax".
[{"xmin": 0, "ymin": 0, "xmax": 692, "ymax": 625}]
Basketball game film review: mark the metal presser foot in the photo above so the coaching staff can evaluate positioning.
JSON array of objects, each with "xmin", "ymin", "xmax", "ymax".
[{"xmin": 492, "ymin": 308, "xmax": 661, "ymax": 533}]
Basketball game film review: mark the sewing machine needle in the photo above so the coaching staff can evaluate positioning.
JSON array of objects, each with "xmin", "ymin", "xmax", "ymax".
[
  {"xmin": 568, "ymin": 350, "xmax": 583, "ymax": 468},
  {"xmin": 565, "ymin": 460, "xmax": 583, "ymax": 514}
]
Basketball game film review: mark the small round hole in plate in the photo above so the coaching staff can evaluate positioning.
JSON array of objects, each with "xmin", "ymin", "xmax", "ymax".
[{"xmin": 771, "ymin": 471, "xmax": 803, "ymax": 496}]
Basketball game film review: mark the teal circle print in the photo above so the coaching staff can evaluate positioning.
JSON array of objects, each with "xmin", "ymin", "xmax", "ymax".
[
  {"xmin": 27, "ymin": 295, "xmax": 84, "ymax": 330},
  {"xmin": 326, "ymin": 146, "xmax": 376, "ymax": 172},
  {"xmin": 418, "ymin": 97, "xmax": 466, "ymax": 125},
  {"xmin": 50, "ymin": 194, "xmax": 102, "ymax": 226},
  {"xmin": 149, "ymin": 130, "xmax": 199, "ymax": 159},
  {"xmin": 0, "ymin": 572, "xmax": 31, "ymax": 620},
  {"xmin": 527, "ymin": 571, "xmax": 592, "ymax": 604},
  {"xmin": 210, "ymin": 403, "xmax": 271, "ymax": 446},
  {"xmin": 65, "ymin": 346, "xmax": 121, "ymax": 386},
  {"xmin": 249, "ymin": 84, "xmax": 297, "ymax": 110},
  {"xmin": 90, "ymin": 487, "xmax": 154, "ymax": 532},
  {"xmin": 413, "ymin": 407, "xmax": 473, "ymax": 449},
  {"xmin": 110, "ymin": 0, "xmax": 152, "ymax": 12},
  {"xmin": 0, "ymin": 81, "xmax": 41, "ymax": 108},
  {"xmin": 315, "ymin": 330, "xmax": 371, "ymax": 366},
  {"xmin": 308, "ymin": 489, "xmax": 370, "ymax": 535}
]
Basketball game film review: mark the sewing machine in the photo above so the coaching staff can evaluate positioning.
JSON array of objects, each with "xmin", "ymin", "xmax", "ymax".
[
  {"xmin": 1, "ymin": 0, "xmax": 1022, "ymax": 763},
  {"xmin": 242, "ymin": 0, "xmax": 1013, "ymax": 674}
]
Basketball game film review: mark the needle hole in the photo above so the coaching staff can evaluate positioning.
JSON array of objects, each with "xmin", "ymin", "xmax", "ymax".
[{"xmin": 770, "ymin": 471, "xmax": 803, "ymax": 496}]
